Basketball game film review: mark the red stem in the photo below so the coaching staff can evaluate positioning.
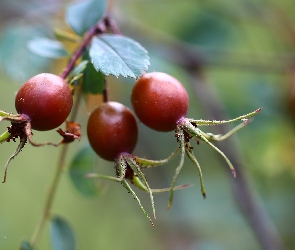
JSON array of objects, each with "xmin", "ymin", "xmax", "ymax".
[
  {"xmin": 102, "ymin": 79, "xmax": 109, "ymax": 102},
  {"xmin": 60, "ymin": 21, "xmax": 107, "ymax": 79}
]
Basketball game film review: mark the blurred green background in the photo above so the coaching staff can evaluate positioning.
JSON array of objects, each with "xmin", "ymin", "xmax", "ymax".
[{"xmin": 0, "ymin": 0, "xmax": 295, "ymax": 249}]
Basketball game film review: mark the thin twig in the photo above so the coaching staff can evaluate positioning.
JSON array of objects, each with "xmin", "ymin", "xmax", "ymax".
[
  {"xmin": 118, "ymin": 14, "xmax": 285, "ymax": 249},
  {"xmin": 188, "ymin": 70, "xmax": 284, "ymax": 250},
  {"xmin": 60, "ymin": 19, "xmax": 107, "ymax": 79},
  {"xmin": 30, "ymin": 19, "xmax": 100, "ymax": 245},
  {"xmin": 118, "ymin": 15, "xmax": 294, "ymax": 73},
  {"xmin": 30, "ymin": 84, "xmax": 83, "ymax": 247}
]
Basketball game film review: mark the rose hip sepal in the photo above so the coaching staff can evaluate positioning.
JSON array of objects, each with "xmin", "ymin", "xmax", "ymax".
[{"xmin": 131, "ymin": 72, "xmax": 261, "ymax": 208}]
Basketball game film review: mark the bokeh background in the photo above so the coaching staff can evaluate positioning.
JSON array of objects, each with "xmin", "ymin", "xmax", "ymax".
[{"xmin": 0, "ymin": 0, "xmax": 295, "ymax": 249}]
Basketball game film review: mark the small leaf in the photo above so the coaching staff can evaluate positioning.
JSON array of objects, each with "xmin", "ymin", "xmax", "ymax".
[
  {"xmin": 28, "ymin": 38, "xmax": 68, "ymax": 58},
  {"xmin": 68, "ymin": 60, "xmax": 88, "ymax": 79},
  {"xmin": 89, "ymin": 34, "xmax": 150, "ymax": 78},
  {"xmin": 20, "ymin": 241, "xmax": 34, "ymax": 250},
  {"xmin": 69, "ymin": 145, "xmax": 106, "ymax": 196},
  {"xmin": 50, "ymin": 216, "xmax": 75, "ymax": 250},
  {"xmin": 66, "ymin": 0, "xmax": 107, "ymax": 36},
  {"xmin": 68, "ymin": 60, "xmax": 89, "ymax": 85},
  {"xmin": 82, "ymin": 51, "xmax": 105, "ymax": 94}
]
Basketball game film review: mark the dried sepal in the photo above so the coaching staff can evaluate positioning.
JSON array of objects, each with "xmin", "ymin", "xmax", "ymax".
[{"xmin": 2, "ymin": 137, "xmax": 27, "ymax": 183}]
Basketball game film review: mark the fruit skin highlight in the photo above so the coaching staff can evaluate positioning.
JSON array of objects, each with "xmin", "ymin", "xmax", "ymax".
[
  {"xmin": 131, "ymin": 72, "xmax": 189, "ymax": 132},
  {"xmin": 15, "ymin": 73, "xmax": 73, "ymax": 131},
  {"xmin": 87, "ymin": 102, "xmax": 138, "ymax": 161}
]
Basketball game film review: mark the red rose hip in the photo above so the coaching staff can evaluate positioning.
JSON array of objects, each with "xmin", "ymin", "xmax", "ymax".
[
  {"xmin": 131, "ymin": 72, "xmax": 189, "ymax": 132},
  {"xmin": 87, "ymin": 102, "xmax": 138, "ymax": 161},
  {"xmin": 15, "ymin": 73, "xmax": 73, "ymax": 131}
]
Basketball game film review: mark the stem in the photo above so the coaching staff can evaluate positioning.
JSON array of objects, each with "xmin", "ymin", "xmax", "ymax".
[
  {"xmin": 188, "ymin": 71, "xmax": 284, "ymax": 250},
  {"xmin": 60, "ymin": 19, "xmax": 107, "ymax": 79},
  {"xmin": 30, "ymin": 144, "xmax": 69, "ymax": 248},
  {"xmin": 30, "ymin": 51, "xmax": 85, "ymax": 247},
  {"xmin": 102, "ymin": 79, "xmax": 109, "ymax": 102}
]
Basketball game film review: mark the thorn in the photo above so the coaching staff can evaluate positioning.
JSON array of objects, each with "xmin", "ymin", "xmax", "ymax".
[{"xmin": 255, "ymin": 107, "xmax": 262, "ymax": 113}]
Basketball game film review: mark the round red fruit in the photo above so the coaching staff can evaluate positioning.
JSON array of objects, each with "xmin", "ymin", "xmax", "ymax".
[
  {"xmin": 87, "ymin": 102, "xmax": 138, "ymax": 161},
  {"xmin": 131, "ymin": 72, "xmax": 189, "ymax": 132},
  {"xmin": 15, "ymin": 73, "xmax": 73, "ymax": 131}
]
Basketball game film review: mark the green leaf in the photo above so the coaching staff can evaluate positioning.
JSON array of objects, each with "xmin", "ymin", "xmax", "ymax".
[
  {"xmin": 178, "ymin": 11, "xmax": 233, "ymax": 49},
  {"xmin": 69, "ymin": 145, "xmax": 106, "ymax": 197},
  {"xmin": 82, "ymin": 51, "xmax": 105, "ymax": 94},
  {"xmin": 0, "ymin": 23, "xmax": 50, "ymax": 82},
  {"xmin": 19, "ymin": 241, "xmax": 34, "ymax": 250},
  {"xmin": 68, "ymin": 60, "xmax": 89, "ymax": 80},
  {"xmin": 67, "ymin": 60, "xmax": 89, "ymax": 85},
  {"xmin": 66, "ymin": 0, "xmax": 107, "ymax": 36},
  {"xmin": 28, "ymin": 38, "xmax": 68, "ymax": 58},
  {"xmin": 90, "ymin": 34, "xmax": 150, "ymax": 78},
  {"xmin": 50, "ymin": 216, "xmax": 75, "ymax": 250}
]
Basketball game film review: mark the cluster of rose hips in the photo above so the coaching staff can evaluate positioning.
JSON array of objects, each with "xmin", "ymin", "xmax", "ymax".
[{"xmin": 0, "ymin": 71, "xmax": 260, "ymax": 226}]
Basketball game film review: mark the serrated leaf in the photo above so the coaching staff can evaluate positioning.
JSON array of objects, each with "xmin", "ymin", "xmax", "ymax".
[
  {"xmin": 89, "ymin": 34, "xmax": 150, "ymax": 78},
  {"xmin": 66, "ymin": 0, "xmax": 107, "ymax": 36},
  {"xmin": 69, "ymin": 145, "xmax": 105, "ymax": 196},
  {"xmin": 20, "ymin": 241, "xmax": 34, "ymax": 250},
  {"xmin": 0, "ymin": 23, "xmax": 50, "ymax": 82},
  {"xmin": 82, "ymin": 51, "xmax": 105, "ymax": 94},
  {"xmin": 50, "ymin": 216, "xmax": 75, "ymax": 250},
  {"xmin": 28, "ymin": 38, "xmax": 68, "ymax": 58}
]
